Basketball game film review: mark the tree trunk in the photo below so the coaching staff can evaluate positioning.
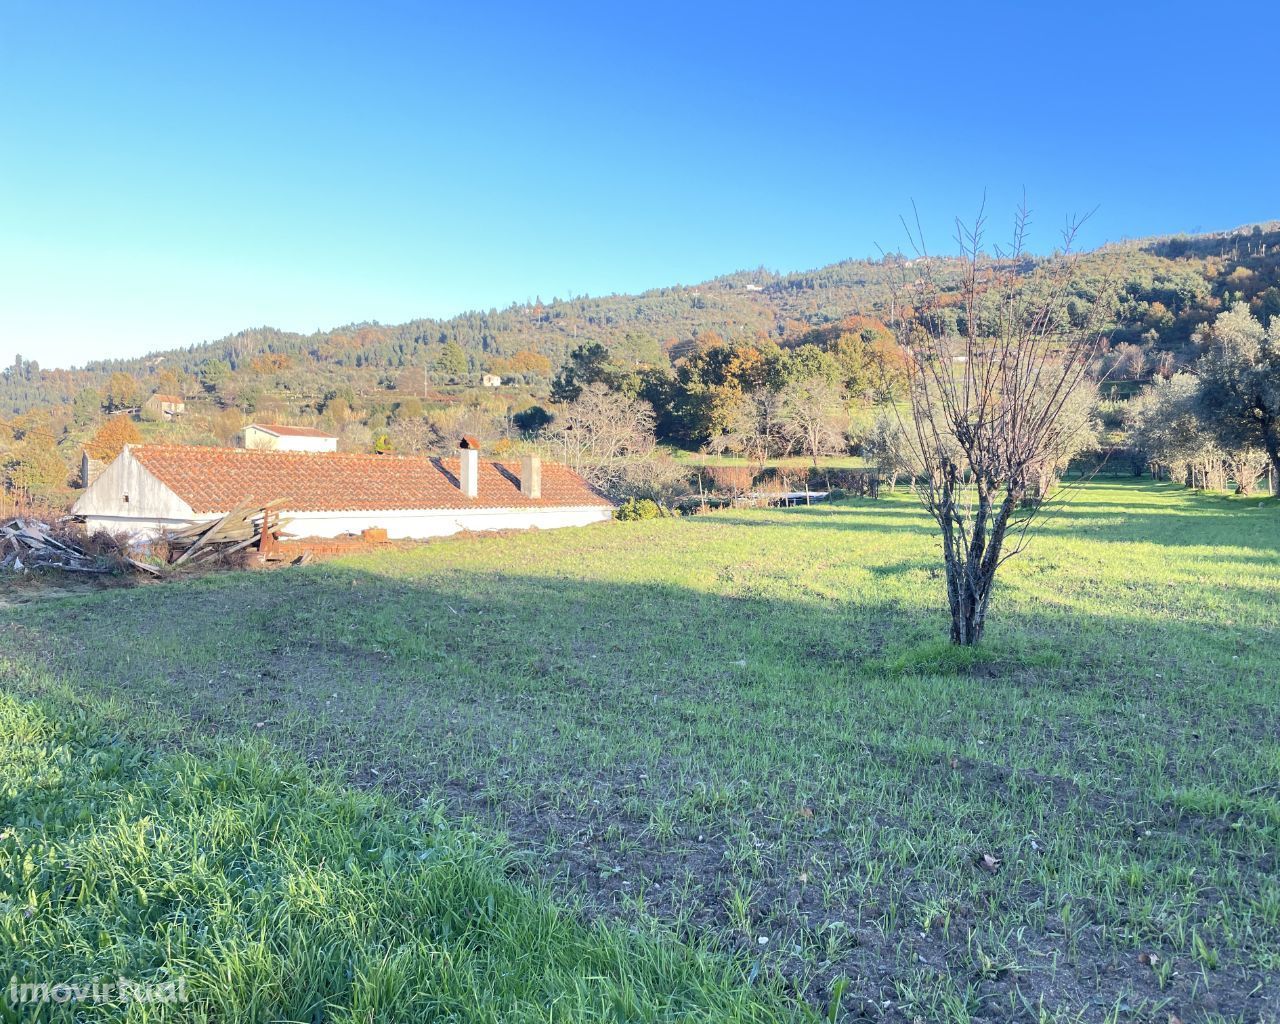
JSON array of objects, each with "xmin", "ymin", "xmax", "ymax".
[
  {"xmin": 1262, "ymin": 417, "xmax": 1280, "ymax": 495},
  {"xmin": 938, "ymin": 479, "xmax": 1016, "ymax": 646}
]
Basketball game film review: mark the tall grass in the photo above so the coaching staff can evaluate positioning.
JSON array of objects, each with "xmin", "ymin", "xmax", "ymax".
[{"xmin": 0, "ymin": 690, "xmax": 808, "ymax": 1023}]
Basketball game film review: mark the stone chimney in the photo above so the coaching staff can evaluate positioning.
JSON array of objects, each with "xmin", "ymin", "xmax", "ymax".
[
  {"xmin": 521, "ymin": 454, "xmax": 542, "ymax": 499},
  {"xmin": 458, "ymin": 436, "xmax": 480, "ymax": 498}
]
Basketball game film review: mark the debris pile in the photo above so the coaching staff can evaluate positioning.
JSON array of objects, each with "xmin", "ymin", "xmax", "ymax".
[
  {"xmin": 1, "ymin": 517, "xmax": 109, "ymax": 573},
  {"xmin": 166, "ymin": 500, "xmax": 291, "ymax": 567}
]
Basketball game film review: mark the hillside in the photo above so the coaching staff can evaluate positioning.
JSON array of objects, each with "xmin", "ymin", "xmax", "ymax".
[
  {"xmin": 3, "ymin": 219, "xmax": 1279, "ymax": 515},
  {"xmin": 4, "ymin": 221, "xmax": 1279, "ymax": 418}
]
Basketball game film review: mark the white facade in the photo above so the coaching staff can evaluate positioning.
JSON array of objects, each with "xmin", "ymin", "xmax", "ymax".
[
  {"xmin": 73, "ymin": 447, "xmax": 197, "ymax": 537},
  {"xmin": 78, "ymin": 504, "xmax": 612, "ymax": 541},
  {"xmin": 243, "ymin": 425, "xmax": 338, "ymax": 452}
]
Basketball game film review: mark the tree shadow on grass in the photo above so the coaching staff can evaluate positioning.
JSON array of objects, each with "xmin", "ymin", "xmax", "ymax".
[{"xmin": 706, "ymin": 481, "xmax": 1280, "ymax": 554}]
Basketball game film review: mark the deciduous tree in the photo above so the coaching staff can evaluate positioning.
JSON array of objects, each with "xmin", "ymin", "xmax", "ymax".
[
  {"xmin": 548, "ymin": 383, "xmax": 658, "ymax": 497},
  {"xmin": 103, "ymin": 372, "xmax": 143, "ymax": 413},
  {"xmin": 85, "ymin": 416, "xmax": 142, "ymax": 461},
  {"xmin": 778, "ymin": 377, "xmax": 847, "ymax": 467},
  {"xmin": 892, "ymin": 201, "xmax": 1107, "ymax": 645}
]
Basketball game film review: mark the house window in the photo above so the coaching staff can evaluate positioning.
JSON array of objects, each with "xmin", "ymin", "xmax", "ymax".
[{"xmin": 123, "ymin": 493, "xmax": 129, "ymax": 503}]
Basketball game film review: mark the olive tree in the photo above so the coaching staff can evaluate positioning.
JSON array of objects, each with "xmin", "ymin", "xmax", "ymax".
[
  {"xmin": 1129, "ymin": 373, "xmax": 1268, "ymax": 493},
  {"xmin": 863, "ymin": 412, "xmax": 916, "ymax": 491},
  {"xmin": 1195, "ymin": 304, "xmax": 1280, "ymax": 495}
]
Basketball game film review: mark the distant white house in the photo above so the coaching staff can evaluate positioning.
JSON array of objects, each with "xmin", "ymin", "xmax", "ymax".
[
  {"xmin": 243, "ymin": 423, "xmax": 339, "ymax": 452},
  {"xmin": 480, "ymin": 373, "xmax": 503, "ymax": 387},
  {"xmin": 71, "ymin": 443, "xmax": 613, "ymax": 540}
]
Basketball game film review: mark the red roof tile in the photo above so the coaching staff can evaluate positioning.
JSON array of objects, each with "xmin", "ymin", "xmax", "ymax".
[
  {"xmin": 149, "ymin": 393, "xmax": 184, "ymax": 404},
  {"xmin": 128, "ymin": 445, "xmax": 611, "ymax": 514},
  {"xmin": 249, "ymin": 424, "xmax": 337, "ymax": 438}
]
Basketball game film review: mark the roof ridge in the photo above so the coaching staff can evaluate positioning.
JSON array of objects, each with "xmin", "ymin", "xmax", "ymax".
[{"xmin": 130, "ymin": 443, "xmax": 568, "ymax": 465}]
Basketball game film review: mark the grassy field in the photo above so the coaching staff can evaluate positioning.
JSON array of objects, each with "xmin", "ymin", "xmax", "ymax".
[
  {"xmin": 2, "ymin": 479, "xmax": 1277, "ymax": 1022},
  {"xmin": 662, "ymin": 446, "xmax": 869, "ymax": 472},
  {"xmin": 0, "ymin": 691, "xmax": 802, "ymax": 1023}
]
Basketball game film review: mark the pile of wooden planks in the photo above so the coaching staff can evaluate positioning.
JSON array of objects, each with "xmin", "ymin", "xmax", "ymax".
[
  {"xmin": 1, "ymin": 517, "xmax": 107, "ymax": 573},
  {"xmin": 166, "ymin": 500, "xmax": 291, "ymax": 566}
]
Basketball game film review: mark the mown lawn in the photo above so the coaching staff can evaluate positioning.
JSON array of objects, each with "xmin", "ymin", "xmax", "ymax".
[{"xmin": 2, "ymin": 478, "xmax": 1277, "ymax": 1023}]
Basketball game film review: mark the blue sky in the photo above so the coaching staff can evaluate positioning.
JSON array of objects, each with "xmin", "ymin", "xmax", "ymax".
[{"xmin": 2, "ymin": 1, "xmax": 1276, "ymax": 367}]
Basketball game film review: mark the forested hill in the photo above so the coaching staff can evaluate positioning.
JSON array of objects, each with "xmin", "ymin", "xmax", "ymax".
[{"xmin": 4, "ymin": 220, "xmax": 1280, "ymax": 416}]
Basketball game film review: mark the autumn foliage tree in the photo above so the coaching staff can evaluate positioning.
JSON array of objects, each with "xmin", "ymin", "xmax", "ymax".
[
  {"xmin": 85, "ymin": 416, "xmax": 142, "ymax": 461},
  {"xmin": 489, "ymin": 349, "xmax": 553, "ymax": 377},
  {"xmin": 5, "ymin": 435, "xmax": 68, "ymax": 500},
  {"xmin": 104, "ymin": 372, "xmax": 143, "ymax": 412}
]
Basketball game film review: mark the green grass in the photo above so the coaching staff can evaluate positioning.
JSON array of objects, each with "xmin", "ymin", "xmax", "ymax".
[
  {"xmin": 0, "ymin": 689, "xmax": 807, "ymax": 1023},
  {"xmin": 661, "ymin": 446, "xmax": 868, "ymax": 471},
  {"xmin": 2, "ymin": 479, "xmax": 1277, "ymax": 1022}
]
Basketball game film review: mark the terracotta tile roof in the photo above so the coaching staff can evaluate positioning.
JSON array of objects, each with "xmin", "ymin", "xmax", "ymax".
[
  {"xmin": 249, "ymin": 423, "xmax": 337, "ymax": 438},
  {"xmin": 149, "ymin": 393, "xmax": 184, "ymax": 404},
  {"xmin": 128, "ymin": 445, "xmax": 611, "ymax": 513}
]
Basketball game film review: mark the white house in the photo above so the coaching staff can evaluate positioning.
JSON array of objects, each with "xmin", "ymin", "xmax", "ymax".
[
  {"xmin": 480, "ymin": 373, "xmax": 502, "ymax": 387},
  {"xmin": 243, "ymin": 423, "xmax": 339, "ymax": 452},
  {"xmin": 70, "ymin": 443, "xmax": 614, "ymax": 540}
]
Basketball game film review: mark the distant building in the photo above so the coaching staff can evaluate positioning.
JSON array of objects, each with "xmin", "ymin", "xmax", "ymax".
[
  {"xmin": 243, "ymin": 424, "xmax": 339, "ymax": 453},
  {"xmin": 143, "ymin": 393, "xmax": 185, "ymax": 419},
  {"xmin": 480, "ymin": 373, "xmax": 503, "ymax": 387},
  {"xmin": 71, "ymin": 443, "xmax": 613, "ymax": 540}
]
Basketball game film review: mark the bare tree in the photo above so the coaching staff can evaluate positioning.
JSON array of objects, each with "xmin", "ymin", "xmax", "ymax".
[
  {"xmin": 547, "ymin": 383, "xmax": 658, "ymax": 496},
  {"xmin": 891, "ymin": 200, "xmax": 1107, "ymax": 645},
  {"xmin": 386, "ymin": 416, "xmax": 440, "ymax": 454},
  {"xmin": 779, "ymin": 377, "xmax": 848, "ymax": 469},
  {"xmin": 706, "ymin": 388, "xmax": 791, "ymax": 467}
]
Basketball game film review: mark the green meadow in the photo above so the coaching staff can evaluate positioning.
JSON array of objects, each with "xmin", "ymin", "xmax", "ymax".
[{"xmin": 2, "ymin": 479, "xmax": 1277, "ymax": 1023}]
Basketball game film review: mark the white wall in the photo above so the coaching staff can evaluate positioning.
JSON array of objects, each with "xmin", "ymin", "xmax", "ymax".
[
  {"xmin": 82, "ymin": 514, "xmax": 212, "ymax": 540},
  {"xmin": 282, "ymin": 505, "xmax": 612, "ymax": 539},
  {"xmin": 71, "ymin": 449, "xmax": 195, "ymax": 521},
  {"xmin": 243, "ymin": 426, "xmax": 338, "ymax": 452},
  {"xmin": 83, "ymin": 505, "xmax": 613, "ymax": 541}
]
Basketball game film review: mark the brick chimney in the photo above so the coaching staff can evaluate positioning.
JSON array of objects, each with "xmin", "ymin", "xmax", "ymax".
[
  {"xmin": 458, "ymin": 436, "xmax": 480, "ymax": 498},
  {"xmin": 521, "ymin": 454, "xmax": 542, "ymax": 499}
]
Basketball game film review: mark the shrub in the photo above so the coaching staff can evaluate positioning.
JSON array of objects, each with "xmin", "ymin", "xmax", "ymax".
[
  {"xmin": 706, "ymin": 465, "xmax": 756, "ymax": 496},
  {"xmin": 614, "ymin": 498, "xmax": 670, "ymax": 521}
]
